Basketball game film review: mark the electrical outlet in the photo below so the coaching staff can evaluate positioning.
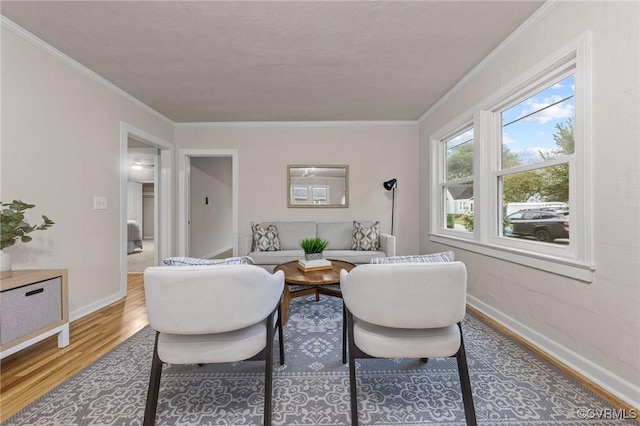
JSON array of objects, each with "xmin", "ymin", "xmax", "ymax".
[{"xmin": 93, "ymin": 196, "xmax": 108, "ymax": 210}]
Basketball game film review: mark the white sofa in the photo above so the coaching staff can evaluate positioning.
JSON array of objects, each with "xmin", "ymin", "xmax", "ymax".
[{"xmin": 239, "ymin": 221, "xmax": 396, "ymax": 272}]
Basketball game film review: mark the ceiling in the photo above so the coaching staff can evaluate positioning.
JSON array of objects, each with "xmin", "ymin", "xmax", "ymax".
[{"xmin": 2, "ymin": 1, "xmax": 545, "ymax": 123}]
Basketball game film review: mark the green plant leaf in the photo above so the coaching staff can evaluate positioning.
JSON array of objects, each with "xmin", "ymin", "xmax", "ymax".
[
  {"xmin": 299, "ymin": 237, "xmax": 329, "ymax": 254},
  {"xmin": 1, "ymin": 200, "xmax": 54, "ymax": 248}
]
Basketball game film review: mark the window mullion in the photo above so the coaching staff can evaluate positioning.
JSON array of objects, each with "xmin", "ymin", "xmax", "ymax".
[
  {"xmin": 497, "ymin": 155, "xmax": 571, "ymax": 177},
  {"xmin": 477, "ymin": 110, "xmax": 496, "ymax": 243},
  {"xmin": 430, "ymin": 136, "xmax": 443, "ymax": 234}
]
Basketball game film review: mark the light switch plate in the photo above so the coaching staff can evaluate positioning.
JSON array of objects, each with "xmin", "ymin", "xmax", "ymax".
[{"xmin": 93, "ymin": 196, "xmax": 107, "ymax": 210}]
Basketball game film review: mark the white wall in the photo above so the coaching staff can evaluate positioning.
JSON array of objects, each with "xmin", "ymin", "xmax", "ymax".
[
  {"xmin": 189, "ymin": 157, "xmax": 232, "ymax": 257},
  {"xmin": 1, "ymin": 26, "xmax": 174, "ymax": 316},
  {"xmin": 174, "ymin": 123, "xmax": 420, "ymax": 255},
  {"xmin": 418, "ymin": 1, "xmax": 639, "ymax": 406}
]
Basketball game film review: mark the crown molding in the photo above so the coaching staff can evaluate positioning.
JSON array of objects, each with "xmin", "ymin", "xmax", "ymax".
[
  {"xmin": 1, "ymin": 15, "xmax": 175, "ymax": 126},
  {"xmin": 418, "ymin": 0, "xmax": 564, "ymax": 123},
  {"xmin": 175, "ymin": 120, "xmax": 417, "ymax": 128}
]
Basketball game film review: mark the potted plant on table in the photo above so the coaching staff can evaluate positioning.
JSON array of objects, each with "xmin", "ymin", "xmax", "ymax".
[
  {"xmin": 299, "ymin": 237, "xmax": 329, "ymax": 261},
  {"xmin": 1, "ymin": 200, "xmax": 55, "ymax": 278}
]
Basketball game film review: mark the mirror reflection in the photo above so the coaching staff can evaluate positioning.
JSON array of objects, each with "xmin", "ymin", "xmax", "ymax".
[{"xmin": 288, "ymin": 165, "xmax": 348, "ymax": 208}]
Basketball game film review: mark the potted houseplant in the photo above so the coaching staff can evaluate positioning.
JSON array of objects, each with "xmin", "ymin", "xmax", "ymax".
[
  {"xmin": 1, "ymin": 200, "xmax": 54, "ymax": 278},
  {"xmin": 299, "ymin": 237, "xmax": 329, "ymax": 261}
]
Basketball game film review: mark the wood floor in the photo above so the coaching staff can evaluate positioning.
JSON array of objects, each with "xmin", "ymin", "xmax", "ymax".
[
  {"xmin": 0, "ymin": 273, "xmax": 148, "ymax": 422},
  {"xmin": 1, "ymin": 274, "xmax": 635, "ymax": 422}
]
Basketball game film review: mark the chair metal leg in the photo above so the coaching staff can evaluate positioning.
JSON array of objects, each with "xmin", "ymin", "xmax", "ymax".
[
  {"xmin": 144, "ymin": 332, "xmax": 163, "ymax": 426},
  {"xmin": 264, "ymin": 311, "xmax": 276, "ymax": 426},
  {"xmin": 346, "ymin": 309, "xmax": 359, "ymax": 426},
  {"xmin": 342, "ymin": 304, "xmax": 347, "ymax": 364},
  {"xmin": 456, "ymin": 323, "xmax": 477, "ymax": 426},
  {"xmin": 277, "ymin": 302, "xmax": 285, "ymax": 365}
]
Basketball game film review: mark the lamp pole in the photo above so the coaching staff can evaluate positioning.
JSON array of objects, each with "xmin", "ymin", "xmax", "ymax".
[
  {"xmin": 390, "ymin": 187, "xmax": 395, "ymax": 235},
  {"xmin": 383, "ymin": 178, "xmax": 397, "ymax": 236}
]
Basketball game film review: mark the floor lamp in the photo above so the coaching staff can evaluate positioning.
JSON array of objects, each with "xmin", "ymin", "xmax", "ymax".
[{"xmin": 383, "ymin": 178, "xmax": 397, "ymax": 235}]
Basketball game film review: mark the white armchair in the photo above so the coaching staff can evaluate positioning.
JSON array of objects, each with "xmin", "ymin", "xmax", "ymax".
[
  {"xmin": 340, "ymin": 262, "xmax": 477, "ymax": 426},
  {"xmin": 142, "ymin": 265, "xmax": 285, "ymax": 426}
]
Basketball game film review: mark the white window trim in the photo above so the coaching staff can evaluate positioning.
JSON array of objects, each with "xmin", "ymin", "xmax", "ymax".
[
  {"xmin": 431, "ymin": 117, "xmax": 476, "ymax": 241},
  {"xmin": 430, "ymin": 32, "xmax": 594, "ymax": 282}
]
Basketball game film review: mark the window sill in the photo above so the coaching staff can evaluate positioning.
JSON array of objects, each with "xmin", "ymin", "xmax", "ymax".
[{"xmin": 429, "ymin": 234, "xmax": 595, "ymax": 282}]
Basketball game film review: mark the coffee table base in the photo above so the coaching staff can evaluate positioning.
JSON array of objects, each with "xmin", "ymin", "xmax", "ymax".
[
  {"xmin": 281, "ymin": 283, "xmax": 342, "ymax": 323},
  {"xmin": 274, "ymin": 259, "xmax": 355, "ymax": 324}
]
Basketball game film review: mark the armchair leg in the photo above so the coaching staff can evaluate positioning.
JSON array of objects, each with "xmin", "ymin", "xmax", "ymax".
[
  {"xmin": 342, "ymin": 304, "xmax": 347, "ymax": 364},
  {"xmin": 144, "ymin": 332, "xmax": 163, "ymax": 426},
  {"xmin": 264, "ymin": 311, "xmax": 276, "ymax": 426},
  {"xmin": 277, "ymin": 303, "xmax": 285, "ymax": 365},
  {"xmin": 346, "ymin": 310, "xmax": 359, "ymax": 426},
  {"xmin": 456, "ymin": 323, "xmax": 477, "ymax": 426}
]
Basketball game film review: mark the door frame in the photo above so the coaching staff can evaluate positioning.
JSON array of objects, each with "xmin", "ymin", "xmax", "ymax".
[
  {"xmin": 120, "ymin": 122, "xmax": 174, "ymax": 296},
  {"xmin": 178, "ymin": 149, "xmax": 238, "ymax": 257}
]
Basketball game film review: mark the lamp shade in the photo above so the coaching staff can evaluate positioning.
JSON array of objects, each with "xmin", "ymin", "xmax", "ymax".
[{"xmin": 383, "ymin": 178, "xmax": 397, "ymax": 191}]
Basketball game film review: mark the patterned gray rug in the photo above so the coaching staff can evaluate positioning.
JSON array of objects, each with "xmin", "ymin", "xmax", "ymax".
[{"xmin": 5, "ymin": 295, "xmax": 634, "ymax": 425}]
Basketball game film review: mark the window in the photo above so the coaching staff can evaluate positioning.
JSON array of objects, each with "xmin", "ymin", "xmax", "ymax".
[
  {"xmin": 498, "ymin": 73, "xmax": 574, "ymax": 244},
  {"xmin": 430, "ymin": 36, "xmax": 592, "ymax": 281},
  {"xmin": 441, "ymin": 127, "xmax": 474, "ymax": 233}
]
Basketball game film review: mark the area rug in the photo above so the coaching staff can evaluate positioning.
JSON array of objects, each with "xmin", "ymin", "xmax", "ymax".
[{"xmin": 5, "ymin": 295, "xmax": 634, "ymax": 425}]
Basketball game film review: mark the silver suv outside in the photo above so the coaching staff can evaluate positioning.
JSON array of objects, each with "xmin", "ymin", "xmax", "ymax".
[{"xmin": 506, "ymin": 209, "xmax": 569, "ymax": 242}]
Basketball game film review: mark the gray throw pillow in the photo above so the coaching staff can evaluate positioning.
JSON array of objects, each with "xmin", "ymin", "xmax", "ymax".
[
  {"xmin": 370, "ymin": 251, "xmax": 455, "ymax": 264},
  {"xmin": 352, "ymin": 220, "xmax": 380, "ymax": 251},
  {"xmin": 251, "ymin": 222, "xmax": 281, "ymax": 252}
]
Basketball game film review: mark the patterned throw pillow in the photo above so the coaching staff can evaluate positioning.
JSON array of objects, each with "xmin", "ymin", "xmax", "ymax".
[
  {"xmin": 352, "ymin": 221, "xmax": 380, "ymax": 251},
  {"xmin": 163, "ymin": 256, "xmax": 254, "ymax": 266},
  {"xmin": 370, "ymin": 251, "xmax": 455, "ymax": 264},
  {"xmin": 251, "ymin": 222, "xmax": 281, "ymax": 252}
]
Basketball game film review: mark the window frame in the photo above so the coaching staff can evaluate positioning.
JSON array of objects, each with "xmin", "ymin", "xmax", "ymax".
[
  {"xmin": 437, "ymin": 121, "xmax": 475, "ymax": 239},
  {"xmin": 430, "ymin": 33, "xmax": 593, "ymax": 282}
]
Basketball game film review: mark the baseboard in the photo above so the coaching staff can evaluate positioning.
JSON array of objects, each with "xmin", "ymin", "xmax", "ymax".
[
  {"xmin": 69, "ymin": 290, "xmax": 125, "ymax": 322},
  {"xmin": 467, "ymin": 295, "xmax": 640, "ymax": 411}
]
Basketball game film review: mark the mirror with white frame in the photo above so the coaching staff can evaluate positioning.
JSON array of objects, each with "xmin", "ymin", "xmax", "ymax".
[{"xmin": 287, "ymin": 165, "xmax": 349, "ymax": 208}]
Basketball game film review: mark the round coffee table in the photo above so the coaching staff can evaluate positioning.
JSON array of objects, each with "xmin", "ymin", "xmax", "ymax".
[{"xmin": 274, "ymin": 259, "xmax": 355, "ymax": 323}]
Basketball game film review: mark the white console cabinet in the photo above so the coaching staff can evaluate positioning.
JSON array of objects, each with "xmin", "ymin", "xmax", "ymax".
[{"xmin": 0, "ymin": 269, "xmax": 69, "ymax": 359}]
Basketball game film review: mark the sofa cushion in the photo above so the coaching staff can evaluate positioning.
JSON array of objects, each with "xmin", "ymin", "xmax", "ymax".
[
  {"xmin": 317, "ymin": 222, "xmax": 353, "ymax": 250},
  {"xmin": 248, "ymin": 250, "xmax": 305, "ymax": 265},
  {"xmin": 370, "ymin": 251, "xmax": 455, "ymax": 264},
  {"xmin": 352, "ymin": 221, "xmax": 380, "ymax": 251},
  {"xmin": 325, "ymin": 250, "xmax": 386, "ymax": 264},
  {"xmin": 264, "ymin": 221, "xmax": 316, "ymax": 250},
  {"xmin": 163, "ymin": 256, "xmax": 254, "ymax": 266},
  {"xmin": 251, "ymin": 222, "xmax": 281, "ymax": 251}
]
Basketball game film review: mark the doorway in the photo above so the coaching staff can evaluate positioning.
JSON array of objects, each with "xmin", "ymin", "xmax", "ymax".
[
  {"xmin": 126, "ymin": 144, "xmax": 156, "ymax": 273},
  {"xmin": 178, "ymin": 149, "xmax": 238, "ymax": 258},
  {"xmin": 119, "ymin": 122, "xmax": 173, "ymax": 297}
]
